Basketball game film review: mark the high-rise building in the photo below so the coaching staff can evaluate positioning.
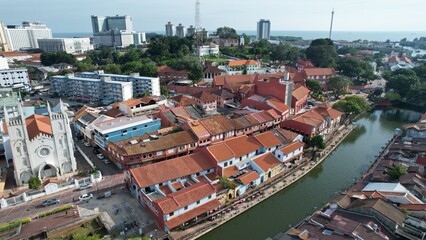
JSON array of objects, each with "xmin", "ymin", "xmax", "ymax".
[
  {"xmin": 91, "ymin": 15, "xmax": 137, "ymax": 48},
  {"xmin": 257, "ymin": 19, "xmax": 271, "ymax": 40},
  {"xmin": 0, "ymin": 21, "xmax": 11, "ymax": 52},
  {"xmin": 165, "ymin": 22, "xmax": 174, "ymax": 37},
  {"xmin": 37, "ymin": 38, "xmax": 93, "ymax": 54},
  {"xmin": 187, "ymin": 25, "xmax": 196, "ymax": 37},
  {"xmin": 175, "ymin": 24, "xmax": 185, "ymax": 38},
  {"xmin": 4, "ymin": 21, "xmax": 52, "ymax": 51}
]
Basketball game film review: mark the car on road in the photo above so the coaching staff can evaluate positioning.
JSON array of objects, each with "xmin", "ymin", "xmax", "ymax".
[
  {"xmin": 96, "ymin": 154, "xmax": 104, "ymax": 159},
  {"xmin": 103, "ymin": 159, "xmax": 110, "ymax": 164},
  {"xmin": 83, "ymin": 141, "xmax": 91, "ymax": 147},
  {"xmin": 79, "ymin": 183, "xmax": 93, "ymax": 190},
  {"xmin": 79, "ymin": 193, "xmax": 94, "ymax": 202},
  {"xmin": 42, "ymin": 198, "xmax": 60, "ymax": 207}
]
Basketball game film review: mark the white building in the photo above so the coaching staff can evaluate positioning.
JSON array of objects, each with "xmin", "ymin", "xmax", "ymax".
[
  {"xmin": 0, "ymin": 58, "xmax": 29, "ymax": 88},
  {"xmin": 50, "ymin": 73, "xmax": 133, "ymax": 104},
  {"xmin": 91, "ymin": 15, "xmax": 139, "ymax": 48},
  {"xmin": 186, "ymin": 25, "xmax": 196, "ymax": 37},
  {"xmin": 133, "ymin": 32, "xmax": 146, "ymax": 45},
  {"xmin": 37, "ymin": 38, "xmax": 93, "ymax": 54},
  {"xmin": 197, "ymin": 43, "xmax": 219, "ymax": 57},
  {"xmin": 1, "ymin": 103, "xmax": 77, "ymax": 186},
  {"xmin": 175, "ymin": 24, "xmax": 185, "ymax": 38},
  {"xmin": 165, "ymin": 22, "xmax": 174, "ymax": 37},
  {"xmin": 5, "ymin": 21, "xmax": 52, "ymax": 51},
  {"xmin": 76, "ymin": 70, "xmax": 161, "ymax": 97},
  {"xmin": 257, "ymin": 19, "xmax": 271, "ymax": 40},
  {"xmin": 0, "ymin": 21, "xmax": 11, "ymax": 52}
]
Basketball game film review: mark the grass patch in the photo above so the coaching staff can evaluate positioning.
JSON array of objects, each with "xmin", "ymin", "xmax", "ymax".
[
  {"xmin": 49, "ymin": 218, "xmax": 106, "ymax": 240},
  {"xmin": 0, "ymin": 218, "xmax": 31, "ymax": 232},
  {"xmin": 204, "ymin": 55, "xmax": 230, "ymax": 63},
  {"xmin": 38, "ymin": 204, "xmax": 73, "ymax": 218}
]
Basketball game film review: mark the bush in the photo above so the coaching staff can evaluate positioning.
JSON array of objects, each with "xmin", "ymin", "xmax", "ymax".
[
  {"xmin": 38, "ymin": 204, "xmax": 73, "ymax": 218},
  {"xmin": 28, "ymin": 176, "xmax": 41, "ymax": 189},
  {"xmin": 0, "ymin": 218, "xmax": 31, "ymax": 232}
]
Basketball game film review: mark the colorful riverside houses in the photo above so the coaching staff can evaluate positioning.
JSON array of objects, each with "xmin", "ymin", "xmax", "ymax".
[
  {"xmin": 92, "ymin": 114, "xmax": 161, "ymax": 150},
  {"xmin": 125, "ymin": 152, "xmax": 220, "ymax": 233},
  {"xmin": 125, "ymin": 127, "xmax": 306, "ymax": 232}
]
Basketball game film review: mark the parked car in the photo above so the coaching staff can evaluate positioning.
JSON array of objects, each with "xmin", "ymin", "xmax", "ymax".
[
  {"xmin": 96, "ymin": 154, "xmax": 104, "ymax": 159},
  {"xmin": 79, "ymin": 183, "xmax": 93, "ymax": 190},
  {"xmin": 79, "ymin": 193, "xmax": 94, "ymax": 202},
  {"xmin": 42, "ymin": 198, "xmax": 60, "ymax": 207},
  {"xmin": 103, "ymin": 159, "xmax": 110, "ymax": 164},
  {"xmin": 83, "ymin": 141, "xmax": 91, "ymax": 147}
]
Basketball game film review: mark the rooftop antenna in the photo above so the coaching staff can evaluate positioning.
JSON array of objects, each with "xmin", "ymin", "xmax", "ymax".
[{"xmin": 329, "ymin": 8, "xmax": 334, "ymax": 39}]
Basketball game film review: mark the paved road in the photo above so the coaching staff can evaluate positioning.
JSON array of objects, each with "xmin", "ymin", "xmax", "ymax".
[{"xmin": 0, "ymin": 141, "xmax": 124, "ymax": 225}]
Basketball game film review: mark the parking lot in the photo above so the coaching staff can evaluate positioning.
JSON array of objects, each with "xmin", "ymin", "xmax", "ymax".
[{"xmin": 78, "ymin": 189, "xmax": 158, "ymax": 237}]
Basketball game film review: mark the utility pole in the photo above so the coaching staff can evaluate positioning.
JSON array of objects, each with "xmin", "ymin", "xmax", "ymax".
[{"xmin": 329, "ymin": 8, "xmax": 335, "ymax": 39}]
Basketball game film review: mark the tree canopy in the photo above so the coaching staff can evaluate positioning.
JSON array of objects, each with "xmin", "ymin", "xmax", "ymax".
[
  {"xmin": 40, "ymin": 51, "xmax": 76, "ymax": 66},
  {"xmin": 328, "ymin": 76, "xmax": 349, "ymax": 98},
  {"xmin": 306, "ymin": 79, "xmax": 322, "ymax": 98},
  {"xmin": 168, "ymin": 55, "xmax": 203, "ymax": 81},
  {"xmin": 332, "ymin": 95, "xmax": 370, "ymax": 115},
  {"xmin": 388, "ymin": 164, "xmax": 407, "ymax": 180},
  {"xmin": 385, "ymin": 69, "xmax": 419, "ymax": 98},
  {"xmin": 305, "ymin": 38, "xmax": 337, "ymax": 68},
  {"xmin": 337, "ymin": 57, "xmax": 375, "ymax": 84},
  {"xmin": 307, "ymin": 135, "xmax": 326, "ymax": 149},
  {"xmin": 216, "ymin": 26, "xmax": 239, "ymax": 39}
]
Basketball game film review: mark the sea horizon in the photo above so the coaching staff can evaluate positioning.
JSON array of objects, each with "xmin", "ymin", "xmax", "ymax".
[{"xmin": 53, "ymin": 30, "xmax": 426, "ymax": 42}]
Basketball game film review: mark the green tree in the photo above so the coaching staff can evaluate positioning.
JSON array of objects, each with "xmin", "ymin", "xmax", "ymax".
[
  {"xmin": 40, "ymin": 51, "xmax": 77, "ymax": 66},
  {"xmin": 388, "ymin": 164, "xmax": 407, "ymax": 180},
  {"xmin": 100, "ymin": 64, "xmax": 121, "ymax": 74},
  {"xmin": 307, "ymin": 135, "xmax": 326, "ymax": 149},
  {"xmin": 72, "ymin": 233, "xmax": 100, "ymax": 240},
  {"xmin": 28, "ymin": 176, "xmax": 41, "ymax": 189},
  {"xmin": 305, "ymin": 38, "xmax": 337, "ymax": 67},
  {"xmin": 169, "ymin": 55, "xmax": 203, "ymax": 81},
  {"xmin": 386, "ymin": 69, "xmax": 419, "ymax": 98},
  {"xmin": 139, "ymin": 63, "xmax": 158, "ymax": 77},
  {"xmin": 217, "ymin": 176, "xmax": 236, "ymax": 189},
  {"xmin": 216, "ymin": 26, "xmax": 239, "ymax": 39},
  {"xmin": 337, "ymin": 57, "xmax": 375, "ymax": 84},
  {"xmin": 333, "ymin": 95, "xmax": 370, "ymax": 115},
  {"xmin": 306, "ymin": 79, "xmax": 322, "ymax": 97},
  {"xmin": 328, "ymin": 76, "xmax": 349, "ymax": 99}
]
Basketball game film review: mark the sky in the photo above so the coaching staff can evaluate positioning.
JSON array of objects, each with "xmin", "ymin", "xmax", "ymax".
[{"xmin": 1, "ymin": 0, "xmax": 426, "ymax": 33}]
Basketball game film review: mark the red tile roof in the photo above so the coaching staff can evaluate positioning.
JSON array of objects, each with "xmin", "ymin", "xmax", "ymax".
[
  {"xmin": 253, "ymin": 131, "xmax": 282, "ymax": 148},
  {"xmin": 314, "ymin": 104, "xmax": 343, "ymax": 120},
  {"xmin": 129, "ymin": 152, "xmax": 215, "ymax": 188},
  {"xmin": 191, "ymin": 91, "xmax": 217, "ymax": 103},
  {"xmin": 2, "ymin": 122, "xmax": 8, "ymax": 134},
  {"xmin": 303, "ymin": 68, "xmax": 336, "ymax": 77},
  {"xmin": 266, "ymin": 98, "xmax": 290, "ymax": 114},
  {"xmin": 119, "ymin": 99, "xmax": 142, "ymax": 108},
  {"xmin": 206, "ymin": 143, "xmax": 235, "ymax": 162},
  {"xmin": 280, "ymin": 141, "xmax": 304, "ymax": 154},
  {"xmin": 171, "ymin": 95, "xmax": 198, "ymax": 106},
  {"xmin": 25, "ymin": 114, "xmax": 52, "ymax": 140},
  {"xmin": 416, "ymin": 156, "xmax": 426, "ymax": 166},
  {"xmin": 292, "ymin": 86, "xmax": 310, "ymax": 101},
  {"xmin": 228, "ymin": 60, "xmax": 259, "ymax": 67},
  {"xmin": 155, "ymin": 182, "xmax": 216, "ymax": 214},
  {"xmin": 199, "ymin": 115, "xmax": 235, "ymax": 135},
  {"xmin": 157, "ymin": 65, "xmax": 189, "ymax": 74},
  {"xmin": 253, "ymin": 152, "xmax": 281, "ymax": 172},
  {"xmin": 165, "ymin": 199, "xmax": 220, "ymax": 229},
  {"xmin": 223, "ymin": 166, "xmax": 239, "ymax": 177},
  {"xmin": 236, "ymin": 171, "xmax": 260, "ymax": 185},
  {"xmin": 224, "ymin": 135, "xmax": 262, "ymax": 158}
]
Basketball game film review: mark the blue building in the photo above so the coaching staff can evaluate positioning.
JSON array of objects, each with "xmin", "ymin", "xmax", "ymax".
[{"xmin": 93, "ymin": 115, "xmax": 161, "ymax": 149}]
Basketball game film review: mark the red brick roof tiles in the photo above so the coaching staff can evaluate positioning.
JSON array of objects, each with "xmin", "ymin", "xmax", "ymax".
[
  {"xmin": 25, "ymin": 114, "xmax": 52, "ymax": 140},
  {"xmin": 253, "ymin": 131, "xmax": 282, "ymax": 148},
  {"xmin": 253, "ymin": 152, "xmax": 281, "ymax": 172},
  {"xmin": 236, "ymin": 171, "xmax": 260, "ymax": 185},
  {"xmin": 280, "ymin": 141, "xmax": 304, "ymax": 155},
  {"xmin": 129, "ymin": 152, "xmax": 215, "ymax": 188},
  {"xmin": 155, "ymin": 181, "xmax": 216, "ymax": 214}
]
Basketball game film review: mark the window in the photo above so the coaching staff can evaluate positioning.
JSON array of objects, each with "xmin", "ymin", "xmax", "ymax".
[
  {"xmin": 277, "ymin": 154, "xmax": 281, "ymax": 159},
  {"xmin": 184, "ymin": 206, "xmax": 188, "ymax": 210},
  {"xmin": 169, "ymin": 212, "xmax": 174, "ymax": 217},
  {"xmin": 133, "ymin": 127, "xmax": 137, "ymax": 130},
  {"xmin": 208, "ymin": 195, "xmax": 212, "ymax": 199},
  {"xmin": 196, "ymin": 200, "xmax": 200, "ymax": 205},
  {"xmin": 224, "ymin": 162, "xmax": 228, "ymax": 167}
]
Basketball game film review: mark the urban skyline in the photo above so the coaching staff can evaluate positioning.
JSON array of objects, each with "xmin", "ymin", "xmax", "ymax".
[{"xmin": 1, "ymin": 0, "xmax": 425, "ymax": 33}]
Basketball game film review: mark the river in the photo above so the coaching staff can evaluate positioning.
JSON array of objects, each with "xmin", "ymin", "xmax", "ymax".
[{"xmin": 200, "ymin": 108, "xmax": 422, "ymax": 240}]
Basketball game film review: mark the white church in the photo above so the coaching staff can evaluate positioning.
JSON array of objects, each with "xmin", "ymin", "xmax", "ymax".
[{"xmin": 1, "ymin": 101, "xmax": 77, "ymax": 186}]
